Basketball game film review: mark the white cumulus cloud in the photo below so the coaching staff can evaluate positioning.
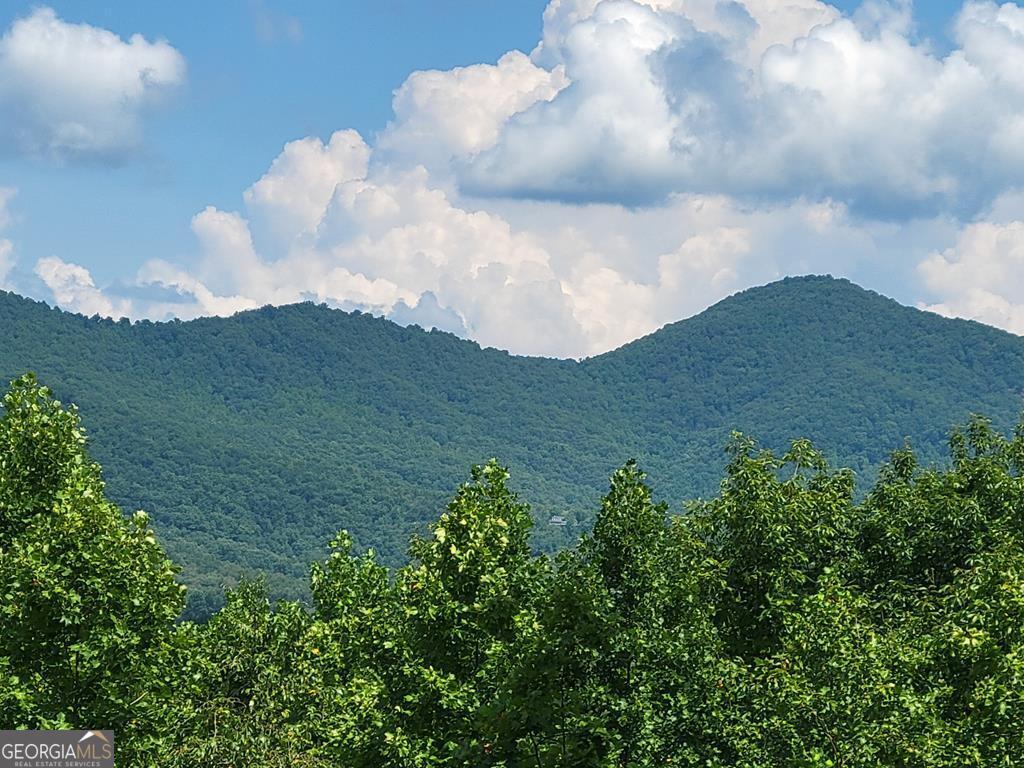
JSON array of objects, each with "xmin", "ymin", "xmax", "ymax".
[
  {"xmin": 0, "ymin": 7, "xmax": 185, "ymax": 161},
  {"xmin": 919, "ymin": 214, "xmax": 1024, "ymax": 334},
  {"xmin": 378, "ymin": 51, "xmax": 569, "ymax": 172},
  {"xmin": 34, "ymin": 256, "xmax": 129, "ymax": 317},
  {"xmin": 244, "ymin": 130, "xmax": 370, "ymax": 251},
  {"xmin": 465, "ymin": 0, "xmax": 1024, "ymax": 215}
]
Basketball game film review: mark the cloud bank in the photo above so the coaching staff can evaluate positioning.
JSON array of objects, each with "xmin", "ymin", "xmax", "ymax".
[{"xmin": 20, "ymin": 1, "xmax": 1024, "ymax": 356}]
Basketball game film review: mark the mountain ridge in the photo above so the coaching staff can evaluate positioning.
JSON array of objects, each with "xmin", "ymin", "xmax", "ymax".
[{"xmin": 3, "ymin": 275, "xmax": 1022, "ymax": 616}]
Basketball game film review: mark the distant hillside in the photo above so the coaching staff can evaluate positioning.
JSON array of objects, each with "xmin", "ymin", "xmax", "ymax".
[{"xmin": 3, "ymin": 275, "xmax": 1022, "ymax": 616}]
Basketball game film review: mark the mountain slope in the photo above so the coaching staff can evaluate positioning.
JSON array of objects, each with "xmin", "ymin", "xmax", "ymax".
[
  {"xmin": 585, "ymin": 276, "xmax": 1024, "ymax": 483},
  {"xmin": 3, "ymin": 275, "xmax": 1022, "ymax": 615}
]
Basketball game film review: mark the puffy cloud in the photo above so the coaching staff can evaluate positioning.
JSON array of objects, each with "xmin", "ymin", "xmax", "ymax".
[
  {"xmin": 244, "ymin": 130, "xmax": 370, "ymax": 250},
  {"xmin": 468, "ymin": 0, "xmax": 686, "ymax": 203},
  {"xmin": 403, "ymin": 0, "xmax": 836, "ymax": 203},
  {"xmin": 31, "ymin": 252, "xmax": 260, "ymax": 321},
  {"xmin": 130, "ymin": 259, "xmax": 262, "ymax": 319},
  {"xmin": 955, "ymin": 1, "xmax": 1024, "ymax": 90},
  {"xmin": 731, "ymin": 0, "xmax": 840, "ymax": 62},
  {"xmin": 378, "ymin": 51, "xmax": 568, "ymax": 171},
  {"xmin": 34, "ymin": 257, "xmax": 129, "ymax": 317},
  {"xmin": 311, "ymin": 165, "xmax": 591, "ymax": 356},
  {"xmin": 533, "ymin": 0, "xmax": 838, "ymax": 69},
  {"xmin": 189, "ymin": 208, "xmax": 272, "ymax": 297},
  {"xmin": 463, "ymin": 0, "xmax": 1024, "ymax": 215},
  {"xmin": 0, "ymin": 7, "xmax": 185, "ymax": 161},
  {"xmin": 919, "ymin": 217, "xmax": 1024, "ymax": 334}
]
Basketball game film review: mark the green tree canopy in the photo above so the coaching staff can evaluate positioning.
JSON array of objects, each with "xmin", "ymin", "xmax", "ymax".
[
  {"xmin": 0, "ymin": 374, "xmax": 184, "ymax": 733},
  {"xmin": 2, "ymin": 375, "xmax": 1024, "ymax": 765}
]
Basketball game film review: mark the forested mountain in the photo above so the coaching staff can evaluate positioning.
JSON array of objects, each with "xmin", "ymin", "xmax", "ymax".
[
  {"xmin": 6, "ymin": 372, "xmax": 1024, "ymax": 764},
  {"xmin": 2, "ymin": 275, "xmax": 1023, "ymax": 615}
]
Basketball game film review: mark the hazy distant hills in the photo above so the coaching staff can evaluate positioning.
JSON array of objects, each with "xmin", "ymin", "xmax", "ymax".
[{"xmin": 4, "ymin": 275, "xmax": 1023, "ymax": 616}]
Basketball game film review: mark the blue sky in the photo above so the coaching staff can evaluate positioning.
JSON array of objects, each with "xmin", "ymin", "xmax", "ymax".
[{"xmin": 1, "ymin": 0, "xmax": 1024, "ymax": 357}]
